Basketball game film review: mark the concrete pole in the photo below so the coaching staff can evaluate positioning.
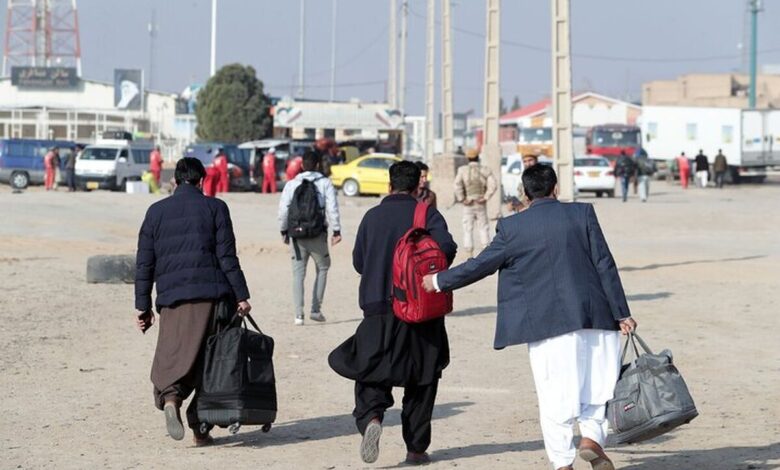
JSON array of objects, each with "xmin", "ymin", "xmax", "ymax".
[
  {"xmin": 210, "ymin": 0, "xmax": 217, "ymax": 76},
  {"xmin": 552, "ymin": 0, "xmax": 574, "ymax": 201},
  {"xmin": 330, "ymin": 0, "xmax": 337, "ymax": 102},
  {"xmin": 749, "ymin": 0, "xmax": 760, "ymax": 109},
  {"xmin": 297, "ymin": 0, "xmax": 306, "ymax": 98},
  {"xmin": 424, "ymin": 0, "xmax": 435, "ymax": 162},
  {"xmin": 388, "ymin": 0, "xmax": 398, "ymax": 108},
  {"xmin": 441, "ymin": 0, "xmax": 454, "ymax": 155},
  {"xmin": 483, "ymin": 0, "xmax": 501, "ymax": 218},
  {"xmin": 399, "ymin": 0, "xmax": 408, "ymax": 113}
]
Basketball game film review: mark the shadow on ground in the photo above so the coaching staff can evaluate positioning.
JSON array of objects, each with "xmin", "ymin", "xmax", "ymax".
[
  {"xmin": 621, "ymin": 255, "xmax": 766, "ymax": 273},
  {"xmin": 626, "ymin": 292, "xmax": 673, "ymax": 302},
  {"xmin": 451, "ymin": 306, "xmax": 495, "ymax": 317},
  {"xmin": 217, "ymin": 401, "xmax": 473, "ymax": 448},
  {"xmin": 617, "ymin": 442, "xmax": 780, "ymax": 470}
]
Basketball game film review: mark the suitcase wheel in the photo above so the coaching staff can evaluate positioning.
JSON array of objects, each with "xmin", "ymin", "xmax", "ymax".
[
  {"xmin": 199, "ymin": 423, "xmax": 210, "ymax": 435},
  {"xmin": 262, "ymin": 423, "xmax": 272, "ymax": 433},
  {"xmin": 228, "ymin": 423, "xmax": 241, "ymax": 435}
]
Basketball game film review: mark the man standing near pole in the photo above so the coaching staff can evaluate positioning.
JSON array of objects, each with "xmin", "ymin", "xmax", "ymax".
[
  {"xmin": 262, "ymin": 148, "xmax": 278, "ymax": 194},
  {"xmin": 150, "ymin": 145, "xmax": 163, "ymax": 187},
  {"xmin": 454, "ymin": 148, "xmax": 496, "ymax": 258}
]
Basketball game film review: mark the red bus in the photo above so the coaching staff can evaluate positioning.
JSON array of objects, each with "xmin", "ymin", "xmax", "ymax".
[{"xmin": 586, "ymin": 124, "xmax": 641, "ymax": 164}]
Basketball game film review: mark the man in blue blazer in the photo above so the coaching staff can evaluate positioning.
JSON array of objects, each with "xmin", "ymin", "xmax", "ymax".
[{"xmin": 423, "ymin": 164, "xmax": 636, "ymax": 470}]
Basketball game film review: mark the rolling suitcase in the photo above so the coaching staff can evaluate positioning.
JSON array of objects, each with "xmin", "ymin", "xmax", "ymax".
[{"xmin": 196, "ymin": 312, "xmax": 277, "ymax": 435}]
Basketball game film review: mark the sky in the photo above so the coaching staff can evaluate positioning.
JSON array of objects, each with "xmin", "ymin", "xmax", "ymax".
[{"xmin": 3, "ymin": 0, "xmax": 780, "ymax": 116}]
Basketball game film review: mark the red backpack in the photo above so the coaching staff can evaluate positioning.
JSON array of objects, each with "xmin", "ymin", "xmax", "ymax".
[{"xmin": 392, "ymin": 203, "xmax": 453, "ymax": 323}]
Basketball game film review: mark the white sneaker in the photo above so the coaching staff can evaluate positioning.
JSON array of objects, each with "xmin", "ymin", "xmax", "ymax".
[
  {"xmin": 310, "ymin": 312, "xmax": 326, "ymax": 322},
  {"xmin": 294, "ymin": 317, "xmax": 304, "ymax": 326}
]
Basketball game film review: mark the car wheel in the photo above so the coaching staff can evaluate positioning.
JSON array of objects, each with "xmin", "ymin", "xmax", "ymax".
[
  {"xmin": 596, "ymin": 191, "xmax": 603, "ymax": 198},
  {"xmin": 607, "ymin": 190, "xmax": 615, "ymax": 198},
  {"xmin": 10, "ymin": 171, "xmax": 29, "ymax": 190},
  {"xmin": 342, "ymin": 179, "xmax": 360, "ymax": 197}
]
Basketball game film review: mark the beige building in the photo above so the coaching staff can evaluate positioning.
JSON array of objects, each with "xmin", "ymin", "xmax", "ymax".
[{"xmin": 643, "ymin": 73, "xmax": 780, "ymax": 108}]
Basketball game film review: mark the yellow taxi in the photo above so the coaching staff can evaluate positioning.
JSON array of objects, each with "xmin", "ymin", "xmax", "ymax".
[{"xmin": 329, "ymin": 153, "xmax": 402, "ymax": 197}]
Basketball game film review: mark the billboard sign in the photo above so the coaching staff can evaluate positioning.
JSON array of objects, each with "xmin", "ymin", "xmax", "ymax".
[
  {"xmin": 11, "ymin": 67, "xmax": 79, "ymax": 88},
  {"xmin": 114, "ymin": 69, "xmax": 143, "ymax": 110}
]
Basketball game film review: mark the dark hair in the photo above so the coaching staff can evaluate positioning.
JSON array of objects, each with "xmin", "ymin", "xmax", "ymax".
[
  {"xmin": 414, "ymin": 161, "xmax": 429, "ymax": 172},
  {"xmin": 174, "ymin": 157, "xmax": 206, "ymax": 185},
  {"xmin": 522, "ymin": 164, "xmax": 557, "ymax": 200},
  {"xmin": 619, "ymin": 150, "xmax": 626, "ymax": 156},
  {"xmin": 389, "ymin": 160, "xmax": 421, "ymax": 193},
  {"xmin": 302, "ymin": 150, "xmax": 319, "ymax": 171}
]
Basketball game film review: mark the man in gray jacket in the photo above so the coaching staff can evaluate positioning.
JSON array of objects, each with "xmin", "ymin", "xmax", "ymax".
[
  {"xmin": 423, "ymin": 164, "xmax": 636, "ymax": 470},
  {"xmin": 278, "ymin": 150, "xmax": 342, "ymax": 325}
]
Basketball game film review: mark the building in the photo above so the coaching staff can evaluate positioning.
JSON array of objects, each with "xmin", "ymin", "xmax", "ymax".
[
  {"xmin": 499, "ymin": 91, "xmax": 641, "ymax": 133},
  {"xmin": 0, "ymin": 74, "xmax": 183, "ymax": 158},
  {"xmin": 642, "ymin": 73, "xmax": 780, "ymax": 108},
  {"xmin": 272, "ymin": 97, "xmax": 403, "ymax": 143}
]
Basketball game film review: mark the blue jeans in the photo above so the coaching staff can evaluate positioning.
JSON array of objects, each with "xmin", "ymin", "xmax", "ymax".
[{"xmin": 620, "ymin": 176, "xmax": 630, "ymax": 202}]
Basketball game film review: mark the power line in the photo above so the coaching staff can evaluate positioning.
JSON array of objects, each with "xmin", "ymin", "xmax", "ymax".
[{"xmin": 407, "ymin": 5, "xmax": 780, "ymax": 64}]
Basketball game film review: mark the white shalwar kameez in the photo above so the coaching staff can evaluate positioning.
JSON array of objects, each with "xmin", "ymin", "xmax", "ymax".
[{"xmin": 527, "ymin": 328, "xmax": 621, "ymax": 469}]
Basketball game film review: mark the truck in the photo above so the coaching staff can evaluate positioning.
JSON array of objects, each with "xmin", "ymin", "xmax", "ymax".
[
  {"xmin": 640, "ymin": 106, "xmax": 780, "ymax": 183},
  {"xmin": 517, "ymin": 126, "xmax": 553, "ymax": 157},
  {"xmin": 585, "ymin": 124, "xmax": 641, "ymax": 164}
]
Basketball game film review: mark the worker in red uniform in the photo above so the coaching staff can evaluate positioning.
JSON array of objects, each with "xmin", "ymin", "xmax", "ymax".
[
  {"xmin": 677, "ymin": 152, "xmax": 690, "ymax": 189},
  {"xmin": 44, "ymin": 147, "xmax": 58, "ymax": 191},
  {"xmin": 261, "ymin": 147, "xmax": 277, "ymax": 193},
  {"xmin": 213, "ymin": 148, "xmax": 229, "ymax": 194},
  {"xmin": 150, "ymin": 145, "xmax": 163, "ymax": 187},
  {"xmin": 285, "ymin": 155, "xmax": 303, "ymax": 182}
]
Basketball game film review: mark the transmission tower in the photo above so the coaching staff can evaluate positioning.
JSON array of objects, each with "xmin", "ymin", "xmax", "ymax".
[{"xmin": 2, "ymin": 0, "xmax": 82, "ymax": 76}]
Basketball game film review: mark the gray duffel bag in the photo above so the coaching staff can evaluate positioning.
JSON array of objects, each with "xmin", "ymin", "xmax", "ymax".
[{"xmin": 607, "ymin": 333, "xmax": 698, "ymax": 444}]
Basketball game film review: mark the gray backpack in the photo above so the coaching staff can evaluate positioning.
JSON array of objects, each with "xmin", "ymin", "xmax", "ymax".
[{"xmin": 607, "ymin": 333, "xmax": 698, "ymax": 444}]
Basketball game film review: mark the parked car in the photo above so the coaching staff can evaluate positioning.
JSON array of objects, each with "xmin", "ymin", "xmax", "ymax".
[
  {"xmin": 330, "ymin": 153, "xmax": 401, "ymax": 197},
  {"xmin": 574, "ymin": 156, "xmax": 615, "ymax": 198},
  {"xmin": 0, "ymin": 138, "xmax": 81, "ymax": 189},
  {"xmin": 75, "ymin": 141, "xmax": 154, "ymax": 191},
  {"xmin": 184, "ymin": 143, "xmax": 252, "ymax": 191},
  {"xmin": 239, "ymin": 139, "xmax": 314, "ymax": 191}
]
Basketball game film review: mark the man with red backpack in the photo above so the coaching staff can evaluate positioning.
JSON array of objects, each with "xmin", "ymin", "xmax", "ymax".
[{"xmin": 328, "ymin": 161, "xmax": 457, "ymax": 466}]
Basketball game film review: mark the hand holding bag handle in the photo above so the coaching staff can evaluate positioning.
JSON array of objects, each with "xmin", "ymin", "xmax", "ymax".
[{"xmin": 619, "ymin": 332, "xmax": 654, "ymax": 365}]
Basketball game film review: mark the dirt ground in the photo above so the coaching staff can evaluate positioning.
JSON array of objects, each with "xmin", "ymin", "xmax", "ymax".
[{"xmin": 1, "ymin": 178, "xmax": 779, "ymax": 470}]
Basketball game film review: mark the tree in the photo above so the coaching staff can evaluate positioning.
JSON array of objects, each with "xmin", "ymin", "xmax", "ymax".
[
  {"xmin": 511, "ymin": 95, "xmax": 521, "ymax": 111},
  {"xmin": 499, "ymin": 97, "xmax": 508, "ymax": 115},
  {"xmin": 196, "ymin": 64, "xmax": 272, "ymax": 143}
]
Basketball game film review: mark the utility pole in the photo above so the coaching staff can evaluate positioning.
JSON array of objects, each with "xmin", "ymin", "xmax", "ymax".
[
  {"xmin": 210, "ymin": 0, "xmax": 217, "ymax": 76},
  {"xmin": 483, "ymin": 0, "xmax": 501, "ymax": 218},
  {"xmin": 552, "ymin": 0, "xmax": 574, "ymax": 201},
  {"xmin": 297, "ymin": 0, "xmax": 306, "ymax": 98},
  {"xmin": 388, "ymin": 0, "xmax": 398, "ymax": 108},
  {"xmin": 441, "ymin": 0, "xmax": 454, "ymax": 155},
  {"xmin": 424, "ymin": 0, "xmax": 435, "ymax": 162},
  {"xmin": 399, "ymin": 0, "xmax": 408, "ymax": 113},
  {"xmin": 330, "ymin": 0, "xmax": 337, "ymax": 101},
  {"xmin": 749, "ymin": 0, "xmax": 761, "ymax": 109}
]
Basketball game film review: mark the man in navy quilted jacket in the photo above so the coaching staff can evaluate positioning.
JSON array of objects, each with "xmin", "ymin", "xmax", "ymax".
[{"xmin": 135, "ymin": 157, "xmax": 252, "ymax": 446}]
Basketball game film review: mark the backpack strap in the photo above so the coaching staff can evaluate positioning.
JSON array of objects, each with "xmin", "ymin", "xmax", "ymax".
[{"xmin": 413, "ymin": 202, "xmax": 429, "ymax": 229}]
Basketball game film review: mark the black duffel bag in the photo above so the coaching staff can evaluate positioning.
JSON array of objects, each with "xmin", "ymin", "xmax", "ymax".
[
  {"xmin": 196, "ymin": 312, "xmax": 277, "ymax": 435},
  {"xmin": 607, "ymin": 332, "xmax": 698, "ymax": 444}
]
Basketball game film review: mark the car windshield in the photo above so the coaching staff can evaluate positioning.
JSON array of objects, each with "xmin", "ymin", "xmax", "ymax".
[
  {"xmin": 519, "ymin": 128, "xmax": 552, "ymax": 142},
  {"xmin": 509, "ymin": 161, "xmax": 523, "ymax": 173},
  {"xmin": 592, "ymin": 129, "xmax": 640, "ymax": 146},
  {"xmin": 80, "ymin": 147, "xmax": 118, "ymax": 161},
  {"xmin": 575, "ymin": 158, "xmax": 609, "ymax": 167}
]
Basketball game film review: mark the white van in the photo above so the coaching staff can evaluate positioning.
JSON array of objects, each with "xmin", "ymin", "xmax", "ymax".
[{"xmin": 75, "ymin": 139, "xmax": 154, "ymax": 191}]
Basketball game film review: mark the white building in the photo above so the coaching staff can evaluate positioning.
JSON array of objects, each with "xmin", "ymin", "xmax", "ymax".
[{"xmin": 499, "ymin": 91, "xmax": 642, "ymax": 129}]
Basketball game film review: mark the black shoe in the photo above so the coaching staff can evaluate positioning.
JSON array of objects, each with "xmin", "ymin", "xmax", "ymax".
[{"xmin": 405, "ymin": 452, "xmax": 431, "ymax": 465}]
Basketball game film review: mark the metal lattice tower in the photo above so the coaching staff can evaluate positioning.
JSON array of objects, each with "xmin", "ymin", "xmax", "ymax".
[{"xmin": 3, "ymin": 0, "xmax": 82, "ymax": 76}]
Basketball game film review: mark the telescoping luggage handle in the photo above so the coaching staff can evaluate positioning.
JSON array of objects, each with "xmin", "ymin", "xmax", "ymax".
[{"xmin": 619, "ymin": 332, "xmax": 654, "ymax": 365}]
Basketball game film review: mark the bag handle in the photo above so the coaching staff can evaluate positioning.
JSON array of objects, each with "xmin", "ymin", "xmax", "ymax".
[
  {"xmin": 242, "ymin": 313, "xmax": 263, "ymax": 334},
  {"xmin": 619, "ymin": 332, "xmax": 654, "ymax": 364},
  {"xmin": 413, "ymin": 202, "xmax": 429, "ymax": 230}
]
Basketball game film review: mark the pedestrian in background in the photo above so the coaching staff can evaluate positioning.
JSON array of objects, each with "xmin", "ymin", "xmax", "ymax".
[
  {"xmin": 614, "ymin": 151, "xmax": 636, "ymax": 202},
  {"xmin": 677, "ymin": 152, "xmax": 690, "ymax": 189},
  {"xmin": 694, "ymin": 150, "xmax": 709, "ymax": 188},
  {"xmin": 635, "ymin": 153, "xmax": 656, "ymax": 202},
  {"xmin": 44, "ymin": 147, "xmax": 57, "ymax": 191},
  {"xmin": 278, "ymin": 150, "xmax": 342, "ymax": 326},
  {"xmin": 415, "ymin": 161, "xmax": 437, "ymax": 208},
  {"xmin": 150, "ymin": 145, "xmax": 163, "ymax": 187},
  {"xmin": 66, "ymin": 145, "xmax": 81, "ymax": 192},
  {"xmin": 454, "ymin": 148, "xmax": 497, "ymax": 258},
  {"xmin": 714, "ymin": 149, "xmax": 728, "ymax": 189},
  {"xmin": 52, "ymin": 148, "xmax": 62, "ymax": 190},
  {"xmin": 261, "ymin": 147, "xmax": 277, "ymax": 193},
  {"xmin": 286, "ymin": 154, "xmax": 303, "ymax": 182},
  {"xmin": 214, "ymin": 148, "xmax": 229, "ymax": 194},
  {"xmin": 135, "ymin": 157, "xmax": 251, "ymax": 446}
]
